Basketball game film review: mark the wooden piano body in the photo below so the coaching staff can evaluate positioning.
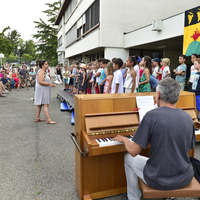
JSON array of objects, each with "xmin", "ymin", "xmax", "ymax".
[{"xmin": 71, "ymin": 91, "xmax": 198, "ymax": 200}]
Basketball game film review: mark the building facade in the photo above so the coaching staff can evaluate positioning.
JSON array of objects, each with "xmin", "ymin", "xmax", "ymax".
[{"xmin": 55, "ymin": 0, "xmax": 200, "ymax": 68}]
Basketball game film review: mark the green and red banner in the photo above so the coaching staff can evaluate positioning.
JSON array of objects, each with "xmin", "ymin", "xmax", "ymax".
[{"xmin": 183, "ymin": 6, "xmax": 200, "ymax": 56}]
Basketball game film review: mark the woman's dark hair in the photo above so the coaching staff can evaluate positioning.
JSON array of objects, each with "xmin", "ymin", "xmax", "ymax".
[
  {"xmin": 39, "ymin": 60, "xmax": 47, "ymax": 68},
  {"xmin": 36, "ymin": 59, "xmax": 41, "ymax": 66},
  {"xmin": 128, "ymin": 56, "xmax": 138, "ymax": 66},
  {"xmin": 144, "ymin": 56, "xmax": 152, "ymax": 74},
  {"xmin": 192, "ymin": 53, "xmax": 199, "ymax": 58}
]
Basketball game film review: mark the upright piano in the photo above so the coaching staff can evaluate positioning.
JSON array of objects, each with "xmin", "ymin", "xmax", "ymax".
[{"xmin": 70, "ymin": 91, "xmax": 199, "ymax": 200}]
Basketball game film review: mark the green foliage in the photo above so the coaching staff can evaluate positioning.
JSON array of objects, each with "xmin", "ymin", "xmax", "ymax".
[
  {"xmin": 20, "ymin": 40, "xmax": 37, "ymax": 60},
  {"xmin": 33, "ymin": 1, "xmax": 61, "ymax": 64},
  {"xmin": 7, "ymin": 29, "xmax": 21, "ymax": 55},
  {"xmin": 9, "ymin": 52, "xmax": 18, "ymax": 62},
  {"xmin": 0, "ymin": 27, "xmax": 37, "ymax": 64},
  {"xmin": 21, "ymin": 53, "xmax": 33, "ymax": 62},
  {"xmin": 0, "ymin": 27, "xmax": 13, "ymax": 55}
]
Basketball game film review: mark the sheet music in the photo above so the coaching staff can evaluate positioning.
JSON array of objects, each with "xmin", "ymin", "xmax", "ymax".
[{"xmin": 136, "ymin": 96, "xmax": 157, "ymax": 122}]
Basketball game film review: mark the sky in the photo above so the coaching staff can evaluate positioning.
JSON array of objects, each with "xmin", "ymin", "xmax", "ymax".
[{"xmin": 0, "ymin": 0, "xmax": 58, "ymax": 42}]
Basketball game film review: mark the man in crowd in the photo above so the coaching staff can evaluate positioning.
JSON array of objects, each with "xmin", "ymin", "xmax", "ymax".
[
  {"xmin": 18, "ymin": 65, "xmax": 29, "ymax": 90},
  {"xmin": 1, "ymin": 73, "xmax": 11, "ymax": 91}
]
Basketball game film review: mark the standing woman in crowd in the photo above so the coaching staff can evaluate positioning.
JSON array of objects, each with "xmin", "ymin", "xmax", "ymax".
[
  {"xmin": 55, "ymin": 64, "xmax": 62, "ymax": 84},
  {"xmin": 104, "ymin": 62, "xmax": 113, "ymax": 94},
  {"xmin": 34, "ymin": 60, "xmax": 56, "ymax": 124},
  {"xmin": 161, "ymin": 58, "xmax": 171, "ymax": 79},
  {"xmin": 124, "ymin": 56, "xmax": 137, "ymax": 93},
  {"xmin": 138, "ymin": 56, "xmax": 152, "ymax": 92},
  {"xmin": 79, "ymin": 64, "xmax": 86, "ymax": 94}
]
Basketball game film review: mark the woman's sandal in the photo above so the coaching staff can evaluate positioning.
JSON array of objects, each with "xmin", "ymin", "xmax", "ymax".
[
  {"xmin": 35, "ymin": 118, "xmax": 45, "ymax": 123},
  {"xmin": 47, "ymin": 120, "xmax": 57, "ymax": 124}
]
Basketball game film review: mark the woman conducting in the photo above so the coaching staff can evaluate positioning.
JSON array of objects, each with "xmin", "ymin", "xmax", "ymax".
[{"xmin": 35, "ymin": 60, "xmax": 57, "ymax": 124}]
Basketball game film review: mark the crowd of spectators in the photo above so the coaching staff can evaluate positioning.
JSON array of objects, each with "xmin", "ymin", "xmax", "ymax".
[{"xmin": 0, "ymin": 62, "xmax": 37, "ymax": 97}]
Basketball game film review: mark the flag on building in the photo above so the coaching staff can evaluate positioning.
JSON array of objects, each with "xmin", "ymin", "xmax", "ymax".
[{"xmin": 183, "ymin": 6, "xmax": 200, "ymax": 56}]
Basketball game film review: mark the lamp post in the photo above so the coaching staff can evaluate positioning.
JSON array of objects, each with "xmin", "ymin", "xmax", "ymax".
[{"xmin": 17, "ymin": 46, "xmax": 21, "ymax": 65}]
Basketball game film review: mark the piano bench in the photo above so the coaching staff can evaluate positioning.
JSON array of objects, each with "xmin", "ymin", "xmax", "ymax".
[{"xmin": 139, "ymin": 177, "xmax": 200, "ymax": 199}]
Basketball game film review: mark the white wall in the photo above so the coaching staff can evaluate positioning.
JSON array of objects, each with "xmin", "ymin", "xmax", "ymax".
[
  {"xmin": 65, "ymin": 29, "xmax": 100, "ymax": 58},
  {"xmin": 124, "ymin": 13, "xmax": 184, "ymax": 48},
  {"xmin": 100, "ymin": 0, "xmax": 200, "ymax": 48},
  {"xmin": 104, "ymin": 47, "xmax": 129, "ymax": 63}
]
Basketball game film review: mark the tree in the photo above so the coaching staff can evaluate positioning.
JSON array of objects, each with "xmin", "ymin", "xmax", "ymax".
[
  {"xmin": 33, "ymin": 1, "xmax": 61, "ymax": 66},
  {"xmin": 7, "ymin": 30, "xmax": 21, "ymax": 55},
  {"xmin": 9, "ymin": 52, "xmax": 18, "ymax": 62},
  {"xmin": 21, "ymin": 53, "xmax": 33, "ymax": 64},
  {"xmin": 24, "ymin": 40, "xmax": 37, "ymax": 59},
  {"xmin": 0, "ymin": 27, "xmax": 13, "ymax": 55}
]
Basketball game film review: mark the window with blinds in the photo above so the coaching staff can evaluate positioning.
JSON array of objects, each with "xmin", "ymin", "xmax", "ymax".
[
  {"xmin": 65, "ymin": 0, "xmax": 100, "ymax": 47},
  {"xmin": 58, "ymin": 36, "xmax": 63, "ymax": 47},
  {"xmin": 86, "ymin": 0, "xmax": 99, "ymax": 32},
  {"xmin": 65, "ymin": 0, "xmax": 78, "ymax": 22},
  {"xmin": 66, "ymin": 24, "xmax": 77, "ymax": 47}
]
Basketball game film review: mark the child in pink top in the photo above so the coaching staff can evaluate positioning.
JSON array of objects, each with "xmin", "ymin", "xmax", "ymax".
[{"xmin": 104, "ymin": 62, "xmax": 113, "ymax": 94}]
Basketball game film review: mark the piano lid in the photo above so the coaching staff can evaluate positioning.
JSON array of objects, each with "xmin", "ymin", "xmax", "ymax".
[{"xmin": 85, "ymin": 111, "xmax": 139, "ymax": 135}]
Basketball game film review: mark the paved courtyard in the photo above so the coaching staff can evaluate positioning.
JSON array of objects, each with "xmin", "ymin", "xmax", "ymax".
[{"xmin": 0, "ymin": 84, "xmax": 199, "ymax": 200}]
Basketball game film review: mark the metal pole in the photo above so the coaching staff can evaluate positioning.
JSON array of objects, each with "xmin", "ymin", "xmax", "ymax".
[{"xmin": 18, "ymin": 49, "xmax": 20, "ymax": 66}]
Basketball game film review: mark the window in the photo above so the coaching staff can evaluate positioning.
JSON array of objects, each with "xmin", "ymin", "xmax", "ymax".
[
  {"xmin": 65, "ymin": 0, "xmax": 100, "ymax": 47},
  {"xmin": 66, "ymin": 24, "xmax": 77, "ymax": 47},
  {"xmin": 85, "ymin": 0, "xmax": 99, "ymax": 32},
  {"xmin": 65, "ymin": 0, "xmax": 78, "ymax": 22},
  {"xmin": 58, "ymin": 36, "xmax": 63, "ymax": 47}
]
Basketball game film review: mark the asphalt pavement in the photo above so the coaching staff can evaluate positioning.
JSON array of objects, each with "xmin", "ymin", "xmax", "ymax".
[{"xmin": 0, "ymin": 83, "xmax": 199, "ymax": 200}]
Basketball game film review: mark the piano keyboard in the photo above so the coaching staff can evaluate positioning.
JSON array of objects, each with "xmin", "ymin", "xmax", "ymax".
[{"xmin": 95, "ymin": 135, "xmax": 133, "ymax": 147}]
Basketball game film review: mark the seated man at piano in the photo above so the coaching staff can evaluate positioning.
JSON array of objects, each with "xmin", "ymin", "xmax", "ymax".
[{"xmin": 114, "ymin": 78, "xmax": 196, "ymax": 200}]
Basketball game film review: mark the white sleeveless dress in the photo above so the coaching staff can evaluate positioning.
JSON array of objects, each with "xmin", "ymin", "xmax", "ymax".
[{"xmin": 34, "ymin": 70, "xmax": 51, "ymax": 105}]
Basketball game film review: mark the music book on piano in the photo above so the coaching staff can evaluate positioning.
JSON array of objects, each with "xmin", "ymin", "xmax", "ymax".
[{"xmin": 136, "ymin": 96, "xmax": 157, "ymax": 122}]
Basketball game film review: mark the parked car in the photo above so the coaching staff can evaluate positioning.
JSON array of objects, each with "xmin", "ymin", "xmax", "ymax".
[
  {"xmin": 10, "ymin": 62, "xmax": 19, "ymax": 66},
  {"xmin": 30, "ymin": 60, "xmax": 36, "ymax": 66}
]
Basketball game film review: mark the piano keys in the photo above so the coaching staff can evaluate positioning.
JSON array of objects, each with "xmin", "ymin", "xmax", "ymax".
[
  {"xmin": 96, "ymin": 135, "xmax": 133, "ymax": 147},
  {"xmin": 71, "ymin": 91, "xmax": 198, "ymax": 200}
]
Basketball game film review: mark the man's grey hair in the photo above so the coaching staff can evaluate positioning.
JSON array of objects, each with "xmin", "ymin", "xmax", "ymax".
[{"xmin": 157, "ymin": 78, "xmax": 181, "ymax": 104}]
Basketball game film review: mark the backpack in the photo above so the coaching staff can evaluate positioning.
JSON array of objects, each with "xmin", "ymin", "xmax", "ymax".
[{"xmin": 190, "ymin": 157, "xmax": 200, "ymax": 183}]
